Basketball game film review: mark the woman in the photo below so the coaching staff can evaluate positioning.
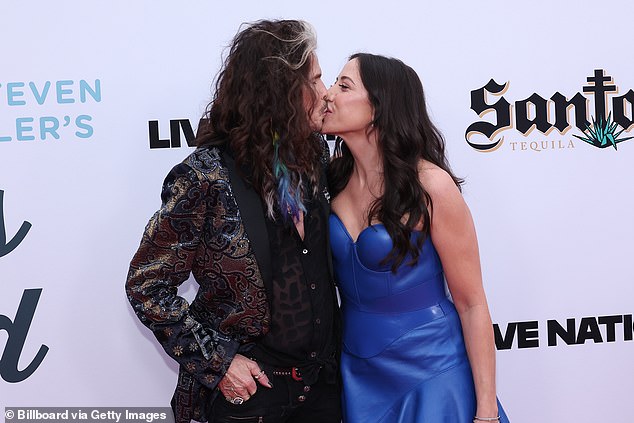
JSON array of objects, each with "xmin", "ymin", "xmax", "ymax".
[{"xmin": 323, "ymin": 53, "xmax": 510, "ymax": 423}]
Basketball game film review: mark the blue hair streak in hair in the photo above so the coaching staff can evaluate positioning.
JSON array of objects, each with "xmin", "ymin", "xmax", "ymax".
[{"xmin": 272, "ymin": 132, "xmax": 306, "ymax": 221}]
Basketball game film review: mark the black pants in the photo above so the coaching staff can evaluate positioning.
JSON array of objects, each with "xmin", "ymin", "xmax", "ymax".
[{"xmin": 209, "ymin": 369, "xmax": 341, "ymax": 423}]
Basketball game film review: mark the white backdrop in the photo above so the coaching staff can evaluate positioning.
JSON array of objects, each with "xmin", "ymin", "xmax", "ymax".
[{"xmin": 2, "ymin": 1, "xmax": 633, "ymax": 422}]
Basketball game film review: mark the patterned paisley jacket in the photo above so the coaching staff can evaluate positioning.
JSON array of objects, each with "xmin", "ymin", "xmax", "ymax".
[{"xmin": 126, "ymin": 145, "xmax": 326, "ymax": 423}]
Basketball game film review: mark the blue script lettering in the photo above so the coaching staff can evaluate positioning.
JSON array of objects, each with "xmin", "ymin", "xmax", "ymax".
[
  {"xmin": 80, "ymin": 79, "xmax": 101, "ymax": 103},
  {"xmin": 16, "ymin": 118, "xmax": 35, "ymax": 141},
  {"xmin": 56, "ymin": 80, "xmax": 74, "ymax": 104},
  {"xmin": 3, "ymin": 79, "xmax": 102, "ymax": 105},
  {"xmin": 7, "ymin": 82, "xmax": 26, "ymax": 106},
  {"xmin": 2, "ymin": 116, "xmax": 95, "ymax": 141},
  {"xmin": 40, "ymin": 116, "xmax": 60, "ymax": 140},
  {"xmin": 29, "ymin": 81, "xmax": 51, "ymax": 105},
  {"xmin": 75, "ymin": 115, "xmax": 93, "ymax": 138}
]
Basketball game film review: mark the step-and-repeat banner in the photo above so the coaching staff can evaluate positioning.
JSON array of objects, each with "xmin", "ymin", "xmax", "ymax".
[{"xmin": 2, "ymin": 1, "xmax": 633, "ymax": 421}]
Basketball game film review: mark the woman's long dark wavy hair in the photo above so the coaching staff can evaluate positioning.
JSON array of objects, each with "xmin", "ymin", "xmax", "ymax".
[
  {"xmin": 328, "ymin": 53, "xmax": 463, "ymax": 271},
  {"xmin": 197, "ymin": 19, "xmax": 322, "ymax": 219}
]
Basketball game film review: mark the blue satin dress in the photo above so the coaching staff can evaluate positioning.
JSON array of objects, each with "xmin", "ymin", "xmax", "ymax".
[{"xmin": 330, "ymin": 214, "xmax": 510, "ymax": 423}]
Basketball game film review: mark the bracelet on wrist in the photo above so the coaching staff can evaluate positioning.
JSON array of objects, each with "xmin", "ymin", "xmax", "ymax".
[{"xmin": 473, "ymin": 416, "xmax": 500, "ymax": 422}]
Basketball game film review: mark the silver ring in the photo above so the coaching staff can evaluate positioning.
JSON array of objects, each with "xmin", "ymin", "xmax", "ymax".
[
  {"xmin": 231, "ymin": 396, "xmax": 245, "ymax": 405},
  {"xmin": 254, "ymin": 370, "xmax": 265, "ymax": 380}
]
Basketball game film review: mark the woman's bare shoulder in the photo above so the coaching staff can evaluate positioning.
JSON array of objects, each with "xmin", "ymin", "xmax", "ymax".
[{"xmin": 417, "ymin": 160, "xmax": 460, "ymax": 199}]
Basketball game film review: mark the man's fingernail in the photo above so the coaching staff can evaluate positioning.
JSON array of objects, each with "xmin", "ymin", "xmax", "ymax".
[{"xmin": 268, "ymin": 381, "xmax": 274, "ymax": 388}]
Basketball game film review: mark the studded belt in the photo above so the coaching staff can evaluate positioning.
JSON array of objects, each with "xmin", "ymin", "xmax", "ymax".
[{"xmin": 270, "ymin": 367, "xmax": 305, "ymax": 381}]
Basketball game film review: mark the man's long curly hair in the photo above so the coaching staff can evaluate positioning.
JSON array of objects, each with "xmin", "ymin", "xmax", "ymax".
[
  {"xmin": 328, "ymin": 53, "xmax": 463, "ymax": 272},
  {"xmin": 197, "ymin": 19, "xmax": 323, "ymax": 220}
]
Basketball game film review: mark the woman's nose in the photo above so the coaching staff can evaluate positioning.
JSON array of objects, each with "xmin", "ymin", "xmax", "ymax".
[{"xmin": 323, "ymin": 88, "xmax": 335, "ymax": 101}]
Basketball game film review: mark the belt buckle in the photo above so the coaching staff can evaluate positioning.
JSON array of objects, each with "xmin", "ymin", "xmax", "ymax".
[{"xmin": 291, "ymin": 367, "xmax": 303, "ymax": 381}]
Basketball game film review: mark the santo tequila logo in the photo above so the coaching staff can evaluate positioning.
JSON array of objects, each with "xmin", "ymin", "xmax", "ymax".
[{"xmin": 465, "ymin": 69, "xmax": 634, "ymax": 152}]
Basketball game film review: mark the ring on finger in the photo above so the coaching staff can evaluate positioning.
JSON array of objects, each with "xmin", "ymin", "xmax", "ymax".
[
  {"xmin": 254, "ymin": 370, "xmax": 265, "ymax": 380},
  {"xmin": 229, "ymin": 396, "xmax": 244, "ymax": 405}
]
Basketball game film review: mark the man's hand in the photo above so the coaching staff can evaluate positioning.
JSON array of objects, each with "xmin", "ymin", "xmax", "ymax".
[{"xmin": 217, "ymin": 354, "xmax": 273, "ymax": 403}]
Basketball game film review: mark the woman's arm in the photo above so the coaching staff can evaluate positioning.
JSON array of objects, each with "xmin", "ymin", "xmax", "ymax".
[{"xmin": 422, "ymin": 164, "xmax": 499, "ymax": 419}]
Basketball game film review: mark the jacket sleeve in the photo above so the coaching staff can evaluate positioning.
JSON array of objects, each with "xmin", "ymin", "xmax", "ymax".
[{"xmin": 125, "ymin": 162, "xmax": 239, "ymax": 389}]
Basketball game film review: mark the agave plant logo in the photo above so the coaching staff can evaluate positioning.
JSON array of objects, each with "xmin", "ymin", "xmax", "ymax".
[
  {"xmin": 574, "ymin": 113, "xmax": 634, "ymax": 150},
  {"xmin": 465, "ymin": 69, "xmax": 634, "ymax": 152}
]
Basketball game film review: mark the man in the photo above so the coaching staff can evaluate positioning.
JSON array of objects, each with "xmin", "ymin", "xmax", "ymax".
[{"xmin": 126, "ymin": 19, "xmax": 340, "ymax": 423}]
